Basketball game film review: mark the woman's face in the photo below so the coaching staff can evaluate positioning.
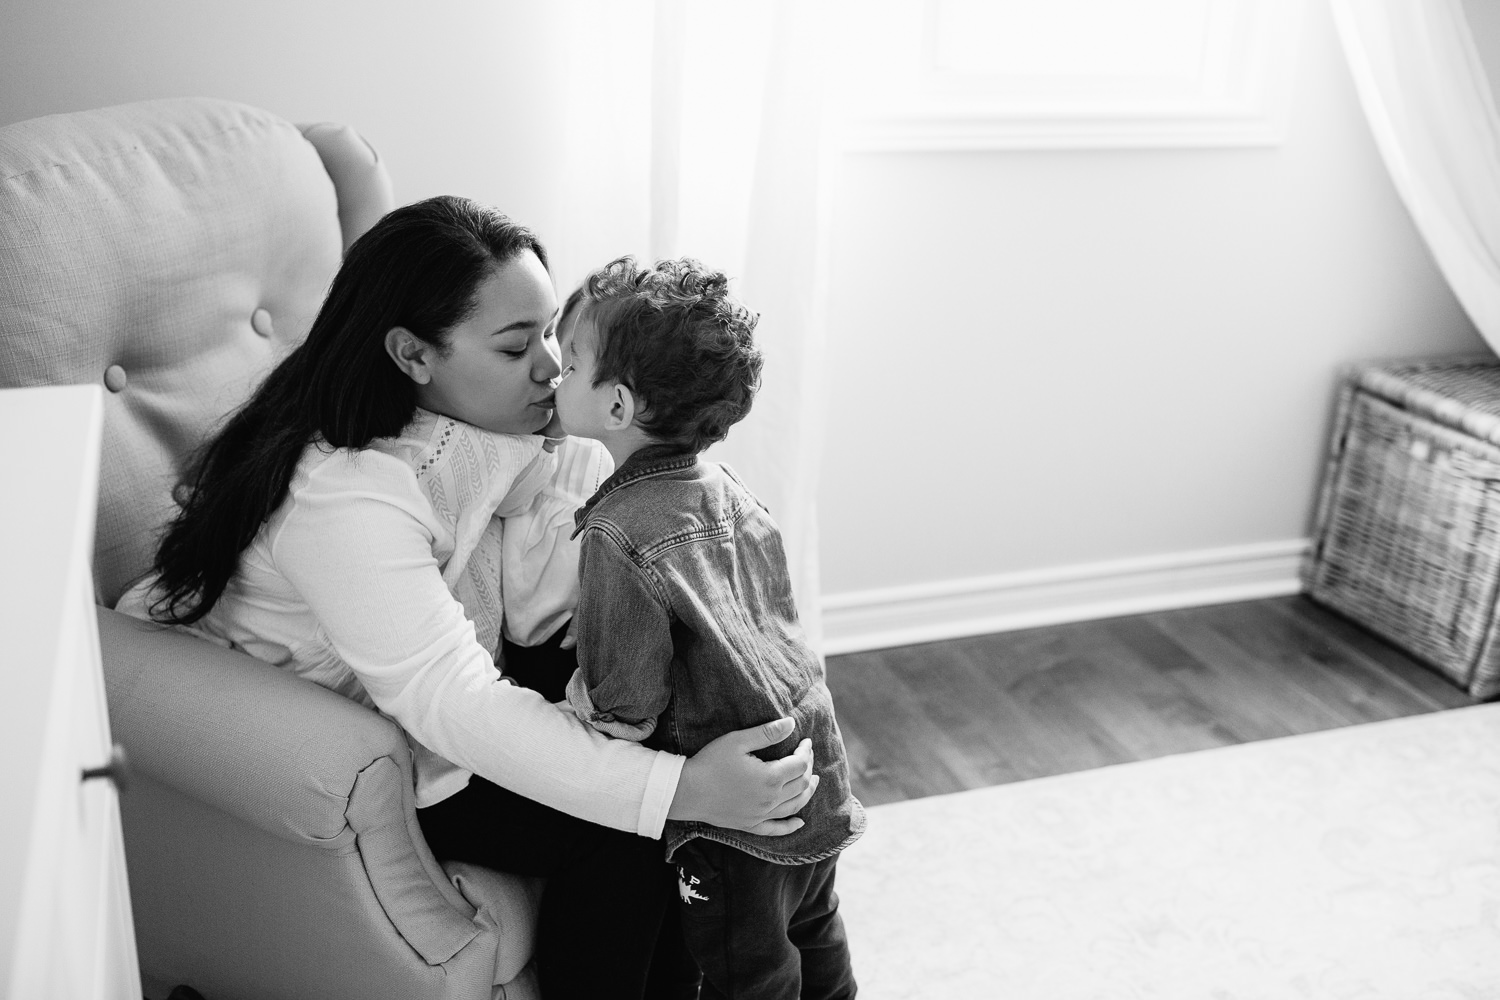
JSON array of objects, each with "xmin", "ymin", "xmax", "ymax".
[{"xmin": 416, "ymin": 252, "xmax": 562, "ymax": 435}]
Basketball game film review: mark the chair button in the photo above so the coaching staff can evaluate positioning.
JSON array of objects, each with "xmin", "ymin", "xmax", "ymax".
[
  {"xmin": 81, "ymin": 744, "xmax": 131, "ymax": 793},
  {"xmin": 103, "ymin": 365, "xmax": 128, "ymax": 392},
  {"xmin": 251, "ymin": 308, "xmax": 274, "ymax": 338}
]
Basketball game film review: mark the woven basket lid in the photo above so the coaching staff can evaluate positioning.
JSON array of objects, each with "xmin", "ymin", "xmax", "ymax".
[{"xmin": 1355, "ymin": 358, "xmax": 1500, "ymax": 449}]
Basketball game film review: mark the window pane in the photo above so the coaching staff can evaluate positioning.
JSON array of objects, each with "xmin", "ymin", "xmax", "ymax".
[{"xmin": 933, "ymin": 0, "xmax": 1214, "ymax": 80}]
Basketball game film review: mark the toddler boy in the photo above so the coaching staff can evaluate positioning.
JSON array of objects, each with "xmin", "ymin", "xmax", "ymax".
[{"xmin": 554, "ymin": 257, "xmax": 864, "ymax": 1000}]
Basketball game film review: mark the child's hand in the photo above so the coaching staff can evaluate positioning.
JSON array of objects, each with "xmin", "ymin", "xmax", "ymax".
[{"xmin": 559, "ymin": 617, "xmax": 578, "ymax": 650}]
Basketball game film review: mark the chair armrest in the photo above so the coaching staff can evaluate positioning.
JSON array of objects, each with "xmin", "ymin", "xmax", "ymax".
[
  {"xmin": 99, "ymin": 608, "xmax": 497, "ymax": 971},
  {"xmin": 97, "ymin": 607, "xmax": 410, "ymax": 847},
  {"xmin": 297, "ymin": 120, "xmax": 394, "ymax": 253}
]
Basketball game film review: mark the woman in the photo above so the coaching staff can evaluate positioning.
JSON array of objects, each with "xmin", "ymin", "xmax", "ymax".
[{"xmin": 131, "ymin": 196, "xmax": 817, "ymax": 998}]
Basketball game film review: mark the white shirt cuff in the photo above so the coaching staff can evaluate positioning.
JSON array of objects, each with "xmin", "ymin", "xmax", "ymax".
[{"xmin": 637, "ymin": 750, "xmax": 684, "ymax": 839}]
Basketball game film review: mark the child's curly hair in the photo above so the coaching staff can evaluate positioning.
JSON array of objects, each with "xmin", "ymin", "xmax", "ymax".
[{"xmin": 580, "ymin": 256, "xmax": 762, "ymax": 453}]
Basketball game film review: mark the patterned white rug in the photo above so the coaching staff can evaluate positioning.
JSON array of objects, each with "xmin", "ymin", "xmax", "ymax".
[{"xmin": 837, "ymin": 704, "xmax": 1500, "ymax": 999}]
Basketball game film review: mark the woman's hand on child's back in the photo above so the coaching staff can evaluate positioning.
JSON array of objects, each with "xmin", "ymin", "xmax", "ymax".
[{"xmin": 668, "ymin": 718, "xmax": 819, "ymax": 835}]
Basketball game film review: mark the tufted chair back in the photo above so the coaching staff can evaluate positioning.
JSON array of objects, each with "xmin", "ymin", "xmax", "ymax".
[{"xmin": 0, "ymin": 98, "xmax": 394, "ymax": 605}]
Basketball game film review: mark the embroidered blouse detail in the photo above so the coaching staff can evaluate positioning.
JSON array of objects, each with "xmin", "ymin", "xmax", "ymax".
[{"xmin": 389, "ymin": 412, "xmax": 553, "ymax": 656}]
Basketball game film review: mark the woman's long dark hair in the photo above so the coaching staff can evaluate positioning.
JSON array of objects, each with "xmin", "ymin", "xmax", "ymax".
[{"xmin": 150, "ymin": 195, "xmax": 548, "ymax": 625}]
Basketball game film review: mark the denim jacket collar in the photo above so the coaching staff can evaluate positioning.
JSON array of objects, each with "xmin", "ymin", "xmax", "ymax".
[{"xmin": 572, "ymin": 443, "xmax": 697, "ymax": 535}]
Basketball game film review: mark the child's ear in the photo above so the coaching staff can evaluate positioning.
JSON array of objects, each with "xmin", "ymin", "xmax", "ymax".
[
  {"xmin": 608, "ymin": 383, "xmax": 638, "ymax": 431},
  {"xmin": 385, "ymin": 327, "xmax": 436, "ymax": 385}
]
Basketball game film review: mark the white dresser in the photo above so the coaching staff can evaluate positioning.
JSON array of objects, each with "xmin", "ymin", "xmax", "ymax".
[{"xmin": 0, "ymin": 385, "xmax": 141, "ymax": 999}]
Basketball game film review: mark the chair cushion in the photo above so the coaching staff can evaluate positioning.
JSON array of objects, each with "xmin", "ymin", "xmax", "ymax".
[{"xmin": 0, "ymin": 98, "xmax": 344, "ymax": 604}]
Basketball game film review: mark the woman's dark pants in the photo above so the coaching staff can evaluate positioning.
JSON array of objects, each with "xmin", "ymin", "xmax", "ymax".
[
  {"xmin": 419, "ymin": 774, "xmax": 680, "ymax": 999},
  {"xmin": 416, "ymin": 629, "xmax": 697, "ymax": 998},
  {"xmin": 500, "ymin": 628, "xmax": 576, "ymax": 703}
]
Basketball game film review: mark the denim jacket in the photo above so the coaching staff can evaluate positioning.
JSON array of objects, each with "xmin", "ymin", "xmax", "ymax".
[{"xmin": 567, "ymin": 445, "xmax": 865, "ymax": 865}]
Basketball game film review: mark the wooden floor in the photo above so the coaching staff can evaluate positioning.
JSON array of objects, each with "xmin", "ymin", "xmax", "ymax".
[{"xmin": 825, "ymin": 595, "xmax": 1477, "ymax": 807}]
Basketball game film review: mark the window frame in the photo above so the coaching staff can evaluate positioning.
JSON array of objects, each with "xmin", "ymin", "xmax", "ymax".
[{"xmin": 840, "ymin": 0, "xmax": 1304, "ymax": 151}]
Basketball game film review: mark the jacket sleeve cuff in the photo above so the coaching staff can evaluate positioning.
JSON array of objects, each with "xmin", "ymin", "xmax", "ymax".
[{"xmin": 565, "ymin": 667, "xmax": 657, "ymax": 741}]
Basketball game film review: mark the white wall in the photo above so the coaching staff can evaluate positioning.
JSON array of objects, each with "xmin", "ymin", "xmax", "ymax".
[
  {"xmin": 0, "ymin": 1, "xmax": 618, "ymax": 270},
  {"xmin": 814, "ymin": 0, "xmax": 1490, "ymax": 649},
  {"xmin": 2, "ymin": 0, "xmax": 1489, "ymax": 651}
]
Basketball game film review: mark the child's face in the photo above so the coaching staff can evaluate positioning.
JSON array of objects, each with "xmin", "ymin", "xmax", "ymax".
[{"xmin": 553, "ymin": 307, "xmax": 614, "ymax": 441}]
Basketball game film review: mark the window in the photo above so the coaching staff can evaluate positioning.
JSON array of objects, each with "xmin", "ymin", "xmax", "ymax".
[{"xmin": 840, "ymin": 0, "xmax": 1303, "ymax": 150}]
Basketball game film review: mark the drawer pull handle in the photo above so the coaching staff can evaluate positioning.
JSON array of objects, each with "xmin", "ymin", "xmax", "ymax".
[{"xmin": 81, "ymin": 744, "xmax": 131, "ymax": 794}]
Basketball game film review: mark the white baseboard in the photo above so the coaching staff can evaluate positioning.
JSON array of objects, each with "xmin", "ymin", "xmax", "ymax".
[{"xmin": 820, "ymin": 539, "xmax": 1310, "ymax": 656}]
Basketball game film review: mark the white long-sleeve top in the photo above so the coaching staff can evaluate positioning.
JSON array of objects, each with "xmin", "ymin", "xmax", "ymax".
[
  {"xmin": 502, "ymin": 431, "xmax": 613, "ymax": 647},
  {"xmin": 118, "ymin": 414, "xmax": 681, "ymax": 836}
]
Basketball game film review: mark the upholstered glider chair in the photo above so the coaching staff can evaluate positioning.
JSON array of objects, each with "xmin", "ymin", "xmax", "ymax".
[{"xmin": 0, "ymin": 99, "xmax": 542, "ymax": 1000}]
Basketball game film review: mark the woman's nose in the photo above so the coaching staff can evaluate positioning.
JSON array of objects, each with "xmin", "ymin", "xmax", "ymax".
[{"xmin": 535, "ymin": 343, "xmax": 562, "ymax": 382}]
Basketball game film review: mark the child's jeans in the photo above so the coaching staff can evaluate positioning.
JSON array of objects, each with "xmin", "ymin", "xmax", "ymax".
[{"xmin": 672, "ymin": 840, "xmax": 856, "ymax": 1000}]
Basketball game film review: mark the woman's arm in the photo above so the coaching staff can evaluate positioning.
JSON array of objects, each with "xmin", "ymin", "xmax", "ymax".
[
  {"xmin": 273, "ymin": 450, "xmax": 813, "ymax": 835},
  {"xmin": 275, "ymin": 450, "xmax": 676, "ymax": 834}
]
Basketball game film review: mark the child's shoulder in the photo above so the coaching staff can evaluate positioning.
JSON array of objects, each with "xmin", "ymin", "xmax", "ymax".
[
  {"xmin": 707, "ymin": 459, "xmax": 747, "ymax": 491},
  {"xmin": 704, "ymin": 461, "xmax": 769, "ymax": 515},
  {"xmin": 584, "ymin": 457, "xmax": 761, "ymax": 541}
]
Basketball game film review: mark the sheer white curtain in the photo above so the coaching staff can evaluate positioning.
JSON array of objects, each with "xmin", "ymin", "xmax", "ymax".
[
  {"xmin": 544, "ymin": 0, "xmax": 839, "ymax": 651},
  {"xmin": 1329, "ymin": 0, "xmax": 1500, "ymax": 349}
]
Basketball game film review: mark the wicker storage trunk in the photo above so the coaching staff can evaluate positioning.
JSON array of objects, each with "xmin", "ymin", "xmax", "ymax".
[{"xmin": 1304, "ymin": 359, "xmax": 1500, "ymax": 700}]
